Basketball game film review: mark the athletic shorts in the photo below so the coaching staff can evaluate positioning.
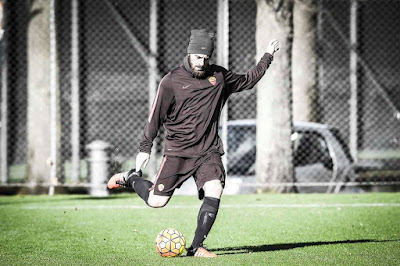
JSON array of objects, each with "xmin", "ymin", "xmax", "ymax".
[{"xmin": 151, "ymin": 152, "xmax": 225, "ymax": 199}]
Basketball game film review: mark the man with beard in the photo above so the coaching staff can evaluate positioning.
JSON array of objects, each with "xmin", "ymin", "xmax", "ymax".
[{"xmin": 108, "ymin": 29, "xmax": 279, "ymax": 257}]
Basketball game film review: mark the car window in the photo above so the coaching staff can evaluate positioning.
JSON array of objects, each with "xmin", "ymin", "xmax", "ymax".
[
  {"xmin": 293, "ymin": 131, "xmax": 333, "ymax": 169},
  {"xmin": 330, "ymin": 128, "xmax": 353, "ymax": 162},
  {"xmin": 226, "ymin": 124, "xmax": 256, "ymax": 175},
  {"xmin": 227, "ymin": 125, "xmax": 256, "ymax": 152}
]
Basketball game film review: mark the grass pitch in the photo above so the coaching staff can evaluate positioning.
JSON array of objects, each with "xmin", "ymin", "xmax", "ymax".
[{"xmin": 0, "ymin": 192, "xmax": 399, "ymax": 265}]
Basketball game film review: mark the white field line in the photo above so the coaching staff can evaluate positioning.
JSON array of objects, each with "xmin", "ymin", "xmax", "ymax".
[{"xmin": 20, "ymin": 202, "xmax": 400, "ymax": 210}]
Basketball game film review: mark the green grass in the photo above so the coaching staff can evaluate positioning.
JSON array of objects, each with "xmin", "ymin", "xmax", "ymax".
[{"xmin": 0, "ymin": 193, "xmax": 399, "ymax": 265}]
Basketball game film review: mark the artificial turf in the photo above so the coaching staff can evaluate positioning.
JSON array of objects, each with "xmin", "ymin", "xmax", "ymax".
[{"xmin": 0, "ymin": 192, "xmax": 399, "ymax": 265}]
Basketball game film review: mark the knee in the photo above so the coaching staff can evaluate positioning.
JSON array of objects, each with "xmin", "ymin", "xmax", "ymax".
[
  {"xmin": 203, "ymin": 180, "xmax": 223, "ymax": 199},
  {"xmin": 146, "ymin": 194, "xmax": 170, "ymax": 208}
]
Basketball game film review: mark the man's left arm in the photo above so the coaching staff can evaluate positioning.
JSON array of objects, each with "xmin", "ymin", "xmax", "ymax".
[{"xmin": 224, "ymin": 39, "xmax": 279, "ymax": 94}]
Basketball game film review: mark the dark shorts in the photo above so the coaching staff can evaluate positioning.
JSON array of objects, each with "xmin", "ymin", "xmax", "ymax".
[{"xmin": 151, "ymin": 152, "xmax": 225, "ymax": 199}]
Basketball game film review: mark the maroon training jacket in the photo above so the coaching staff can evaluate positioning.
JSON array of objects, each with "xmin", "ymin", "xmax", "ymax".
[{"xmin": 139, "ymin": 53, "xmax": 273, "ymax": 158}]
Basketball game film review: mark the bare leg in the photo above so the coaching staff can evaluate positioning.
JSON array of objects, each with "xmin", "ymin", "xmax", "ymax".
[
  {"xmin": 146, "ymin": 190, "xmax": 171, "ymax": 208},
  {"xmin": 127, "ymin": 174, "xmax": 172, "ymax": 208},
  {"xmin": 203, "ymin": 179, "xmax": 223, "ymax": 199}
]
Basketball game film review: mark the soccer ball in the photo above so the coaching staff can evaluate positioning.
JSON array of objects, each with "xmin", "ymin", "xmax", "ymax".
[{"xmin": 155, "ymin": 228, "xmax": 186, "ymax": 257}]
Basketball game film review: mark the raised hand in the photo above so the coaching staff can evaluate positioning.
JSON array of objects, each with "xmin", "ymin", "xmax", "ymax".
[{"xmin": 267, "ymin": 39, "xmax": 280, "ymax": 56}]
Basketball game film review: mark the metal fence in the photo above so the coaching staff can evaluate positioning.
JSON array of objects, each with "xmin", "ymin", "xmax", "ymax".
[{"xmin": 1, "ymin": 0, "xmax": 400, "ymax": 194}]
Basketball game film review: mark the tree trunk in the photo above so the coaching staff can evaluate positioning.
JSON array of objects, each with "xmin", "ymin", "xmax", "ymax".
[
  {"xmin": 27, "ymin": 0, "xmax": 51, "ymax": 183},
  {"xmin": 256, "ymin": 0, "xmax": 294, "ymax": 192},
  {"xmin": 292, "ymin": 0, "xmax": 318, "ymax": 122}
]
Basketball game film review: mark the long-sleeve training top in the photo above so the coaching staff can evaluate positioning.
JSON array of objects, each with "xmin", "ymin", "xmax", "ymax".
[{"xmin": 139, "ymin": 52, "xmax": 273, "ymax": 158}]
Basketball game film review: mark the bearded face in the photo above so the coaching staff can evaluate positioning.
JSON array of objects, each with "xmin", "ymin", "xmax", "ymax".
[{"xmin": 188, "ymin": 54, "xmax": 210, "ymax": 78}]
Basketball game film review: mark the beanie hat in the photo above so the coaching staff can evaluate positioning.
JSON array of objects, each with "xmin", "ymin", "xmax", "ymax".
[{"xmin": 187, "ymin": 29, "xmax": 215, "ymax": 57}]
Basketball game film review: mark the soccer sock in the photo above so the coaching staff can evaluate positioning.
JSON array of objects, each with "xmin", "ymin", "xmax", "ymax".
[
  {"xmin": 190, "ymin": 196, "xmax": 220, "ymax": 250},
  {"xmin": 126, "ymin": 172, "xmax": 153, "ymax": 204}
]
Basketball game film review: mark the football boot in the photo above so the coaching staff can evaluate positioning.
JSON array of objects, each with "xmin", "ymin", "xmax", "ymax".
[
  {"xmin": 107, "ymin": 169, "xmax": 141, "ymax": 189},
  {"xmin": 187, "ymin": 246, "xmax": 217, "ymax": 258}
]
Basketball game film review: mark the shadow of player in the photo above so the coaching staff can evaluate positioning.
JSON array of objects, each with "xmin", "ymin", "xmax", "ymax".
[{"xmin": 209, "ymin": 239, "xmax": 400, "ymax": 255}]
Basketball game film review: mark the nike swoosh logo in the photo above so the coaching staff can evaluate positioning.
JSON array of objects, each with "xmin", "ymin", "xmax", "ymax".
[{"xmin": 183, "ymin": 85, "xmax": 191, "ymax": 89}]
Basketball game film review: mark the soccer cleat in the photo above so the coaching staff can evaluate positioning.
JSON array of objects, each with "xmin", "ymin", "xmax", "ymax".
[
  {"xmin": 194, "ymin": 247, "xmax": 218, "ymax": 258},
  {"xmin": 187, "ymin": 247, "xmax": 217, "ymax": 258},
  {"xmin": 107, "ymin": 169, "xmax": 141, "ymax": 189}
]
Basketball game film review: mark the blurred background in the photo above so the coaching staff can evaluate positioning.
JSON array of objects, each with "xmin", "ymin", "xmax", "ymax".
[{"xmin": 0, "ymin": 0, "xmax": 399, "ymax": 195}]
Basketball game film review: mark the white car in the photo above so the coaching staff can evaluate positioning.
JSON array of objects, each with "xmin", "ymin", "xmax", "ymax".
[{"xmin": 223, "ymin": 119, "xmax": 355, "ymax": 193}]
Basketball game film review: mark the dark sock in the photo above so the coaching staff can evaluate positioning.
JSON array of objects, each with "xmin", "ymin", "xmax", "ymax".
[
  {"xmin": 126, "ymin": 170, "xmax": 153, "ymax": 204},
  {"xmin": 190, "ymin": 197, "xmax": 220, "ymax": 251}
]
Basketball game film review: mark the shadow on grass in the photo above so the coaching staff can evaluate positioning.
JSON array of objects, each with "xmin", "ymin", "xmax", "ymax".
[{"xmin": 210, "ymin": 239, "xmax": 400, "ymax": 255}]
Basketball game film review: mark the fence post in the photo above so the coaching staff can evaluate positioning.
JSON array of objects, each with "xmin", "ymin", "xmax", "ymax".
[
  {"xmin": 349, "ymin": 0, "xmax": 358, "ymax": 164},
  {"xmin": 0, "ymin": 0, "xmax": 8, "ymax": 184},
  {"xmin": 70, "ymin": 0, "xmax": 80, "ymax": 183},
  {"xmin": 217, "ymin": 0, "xmax": 229, "ymax": 171},
  {"xmin": 49, "ymin": 0, "xmax": 59, "ymax": 196},
  {"xmin": 86, "ymin": 140, "xmax": 112, "ymax": 197},
  {"xmin": 148, "ymin": 0, "xmax": 158, "ymax": 180}
]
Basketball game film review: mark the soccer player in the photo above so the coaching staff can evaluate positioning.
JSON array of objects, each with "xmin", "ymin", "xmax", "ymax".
[{"xmin": 108, "ymin": 29, "xmax": 279, "ymax": 258}]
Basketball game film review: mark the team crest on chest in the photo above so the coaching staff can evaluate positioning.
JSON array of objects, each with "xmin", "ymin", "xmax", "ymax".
[{"xmin": 208, "ymin": 76, "xmax": 217, "ymax": 86}]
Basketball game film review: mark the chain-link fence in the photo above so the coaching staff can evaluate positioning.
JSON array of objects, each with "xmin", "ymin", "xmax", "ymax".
[{"xmin": 1, "ymin": 0, "xmax": 399, "ymax": 193}]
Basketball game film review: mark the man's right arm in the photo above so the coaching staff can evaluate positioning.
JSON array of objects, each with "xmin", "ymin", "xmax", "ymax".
[{"xmin": 138, "ymin": 75, "xmax": 174, "ymax": 156}]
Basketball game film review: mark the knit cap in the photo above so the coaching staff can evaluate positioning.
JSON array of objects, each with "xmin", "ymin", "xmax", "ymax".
[{"xmin": 187, "ymin": 29, "xmax": 214, "ymax": 57}]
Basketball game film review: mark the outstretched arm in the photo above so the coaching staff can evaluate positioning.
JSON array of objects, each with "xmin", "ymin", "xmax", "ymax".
[{"xmin": 223, "ymin": 39, "xmax": 280, "ymax": 95}]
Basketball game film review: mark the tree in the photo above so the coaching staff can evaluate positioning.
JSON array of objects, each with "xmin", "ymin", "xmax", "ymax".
[
  {"xmin": 292, "ymin": 0, "xmax": 318, "ymax": 122},
  {"xmin": 27, "ymin": 0, "xmax": 53, "ymax": 184},
  {"xmin": 255, "ymin": 0, "xmax": 294, "ymax": 192}
]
